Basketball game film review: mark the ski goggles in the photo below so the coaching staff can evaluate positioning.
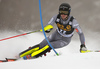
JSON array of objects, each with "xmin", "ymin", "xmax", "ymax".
[{"xmin": 59, "ymin": 11, "xmax": 69, "ymax": 15}]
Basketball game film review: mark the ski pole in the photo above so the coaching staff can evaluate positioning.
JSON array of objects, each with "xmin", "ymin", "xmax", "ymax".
[
  {"xmin": 0, "ymin": 30, "xmax": 41, "ymax": 41},
  {"xmin": 38, "ymin": 0, "xmax": 59, "ymax": 56},
  {"xmin": 81, "ymin": 50, "xmax": 100, "ymax": 53}
]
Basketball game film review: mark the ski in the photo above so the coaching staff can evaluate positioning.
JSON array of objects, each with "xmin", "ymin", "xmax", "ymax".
[
  {"xmin": 6, "ymin": 58, "xmax": 18, "ymax": 62},
  {"xmin": 0, "ymin": 58, "xmax": 18, "ymax": 63},
  {"xmin": 88, "ymin": 50, "xmax": 100, "ymax": 52},
  {"xmin": 94, "ymin": 50, "xmax": 100, "ymax": 52},
  {"xmin": 81, "ymin": 50, "xmax": 100, "ymax": 53},
  {"xmin": 0, "ymin": 60, "xmax": 7, "ymax": 62}
]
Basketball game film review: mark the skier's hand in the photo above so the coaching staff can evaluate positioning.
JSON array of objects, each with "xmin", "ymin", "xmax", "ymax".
[
  {"xmin": 40, "ymin": 25, "xmax": 53, "ymax": 33},
  {"xmin": 80, "ymin": 44, "xmax": 87, "ymax": 53},
  {"xmin": 45, "ymin": 28, "xmax": 53, "ymax": 33}
]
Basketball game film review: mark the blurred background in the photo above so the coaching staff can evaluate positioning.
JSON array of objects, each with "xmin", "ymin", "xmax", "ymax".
[
  {"xmin": 0, "ymin": 0, "xmax": 100, "ymax": 32},
  {"xmin": 0, "ymin": 0, "xmax": 100, "ymax": 57}
]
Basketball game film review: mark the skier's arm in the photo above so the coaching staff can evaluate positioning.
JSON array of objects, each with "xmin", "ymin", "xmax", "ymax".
[
  {"xmin": 40, "ymin": 25, "xmax": 53, "ymax": 33},
  {"xmin": 73, "ymin": 19, "xmax": 85, "ymax": 45},
  {"xmin": 73, "ymin": 19, "xmax": 88, "ymax": 52},
  {"xmin": 43, "ymin": 15, "xmax": 57, "ymax": 33},
  {"xmin": 47, "ymin": 15, "xmax": 57, "ymax": 25},
  {"xmin": 75, "ymin": 26, "xmax": 85, "ymax": 45}
]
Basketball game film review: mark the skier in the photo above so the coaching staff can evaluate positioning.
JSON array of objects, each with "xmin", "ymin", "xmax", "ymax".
[{"xmin": 19, "ymin": 3, "xmax": 87, "ymax": 59}]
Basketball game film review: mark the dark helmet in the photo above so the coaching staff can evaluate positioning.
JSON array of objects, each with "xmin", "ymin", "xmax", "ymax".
[{"xmin": 59, "ymin": 3, "xmax": 71, "ymax": 16}]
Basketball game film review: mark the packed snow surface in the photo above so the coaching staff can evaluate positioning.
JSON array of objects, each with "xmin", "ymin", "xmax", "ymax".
[{"xmin": 0, "ymin": 32, "xmax": 100, "ymax": 69}]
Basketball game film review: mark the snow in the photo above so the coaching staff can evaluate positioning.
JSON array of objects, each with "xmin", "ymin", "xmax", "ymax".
[{"xmin": 0, "ymin": 32, "xmax": 100, "ymax": 69}]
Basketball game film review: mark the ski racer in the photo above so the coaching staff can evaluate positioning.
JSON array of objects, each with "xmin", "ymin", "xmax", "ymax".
[{"xmin": 19, "ymin": 3, "xmax": 88, "ymax": 59}]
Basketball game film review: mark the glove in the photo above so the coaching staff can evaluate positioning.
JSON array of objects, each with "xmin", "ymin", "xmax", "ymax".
[
  {"xmin": 45, "ymin": 28, "xmax": 53, "ymax": 33},
  {"xmin": 40, "ymin": 25, "xmax": 53, "ymax": 33},
  {"xmin": 80, "ymin": 44, "xmax": 87, "ymax": 53}
]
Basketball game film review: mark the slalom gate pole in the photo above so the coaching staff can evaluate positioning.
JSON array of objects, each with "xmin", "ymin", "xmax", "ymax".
[
  {"xmin": 38, "ymin": 0, "xmax": 59, "ymax": 56},
  {"xmin": 0, "ymin": 30, "xmax": 40, "ymax": 41}
]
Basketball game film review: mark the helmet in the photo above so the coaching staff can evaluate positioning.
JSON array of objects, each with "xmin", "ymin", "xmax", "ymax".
[{"xmin": 59, "ymin": 3, "xmax": 71, "ymax": 16}]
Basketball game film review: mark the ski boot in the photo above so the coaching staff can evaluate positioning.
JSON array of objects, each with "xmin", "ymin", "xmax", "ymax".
[
  {"xmin": 19, "ymin": 44, "xmax": 40, "ymax": 58},
  {"xmin": 22, "ymin": 45, "xmax": 51, "ymax": 60}
]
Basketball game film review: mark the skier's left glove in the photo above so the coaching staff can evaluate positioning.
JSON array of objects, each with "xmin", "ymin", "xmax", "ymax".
[
  {"xmin": 40, "ymin": 25, "xmax": 53, "ymax": 33},
  {"xmin": 80, "ymin": 44, "xmax": 87, "ymax": 53}
]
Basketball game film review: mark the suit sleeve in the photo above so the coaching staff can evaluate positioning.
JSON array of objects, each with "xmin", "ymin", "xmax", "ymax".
[
  {"xmin": 47, "ymin": 15, "xmax": 57, "ymax": 25},
  {"xmin": 73, "ymin": 19, "xmax": 85, "ymax": 45}
]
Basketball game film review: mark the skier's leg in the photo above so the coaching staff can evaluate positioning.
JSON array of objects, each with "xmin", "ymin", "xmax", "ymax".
[
  {"xmin": 19, "ymin": 30, "xmax": 57, "ymax": 58},
  {"xmin": 21, "ymin": 30, "xmax": 71, "ymax": 59},
  {"xmin": 22, "ymin": 39, "xmax": 71, "ymax": 59},
  {"xmin": 39, "ymin": 30, "xmax": 72, "ymax": 49},
  {"xmin": 21, "ymin": 31, "xmax": 59, "ymax": 58},
  {"xmin": 39, "ymin": 30, "xmax": 63, "ymax": 48},
  {"xmin": 30, "ymin": 35, "xmax": 71, "ymax": 57},
  {"xmin": 30, "ymin": 38, "xmax": 71, "ymax": 58}
]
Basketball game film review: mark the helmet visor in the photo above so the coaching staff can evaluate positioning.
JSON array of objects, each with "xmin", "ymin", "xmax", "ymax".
[{"xmin": 59, "ymin": 11, "xmax": 69, "ymax": 15}]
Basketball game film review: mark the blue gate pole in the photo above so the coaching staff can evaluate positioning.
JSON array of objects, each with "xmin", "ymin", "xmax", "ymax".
[{"xmin": 38, "ymin": 0, "xmax": 59, "ymax": 56}]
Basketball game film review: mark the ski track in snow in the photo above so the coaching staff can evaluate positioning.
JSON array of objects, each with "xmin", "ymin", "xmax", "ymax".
[{"xmin": 0, "ymin": 32, "xmax": 100, "ymax": 69}]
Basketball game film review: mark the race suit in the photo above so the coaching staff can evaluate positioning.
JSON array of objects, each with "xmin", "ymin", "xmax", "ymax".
[{"xmin": 39, "ymin": 14, "xmax": 85, "ymax": 49}]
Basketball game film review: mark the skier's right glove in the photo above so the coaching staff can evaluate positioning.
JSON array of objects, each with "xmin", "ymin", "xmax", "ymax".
[
  {"xmin": 40, "ymin": 25, "xmax": 53, "ymax": 33},
  {"xmin": 80, "ymin": 44, "xmax": 87, "ymax": 53}
]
